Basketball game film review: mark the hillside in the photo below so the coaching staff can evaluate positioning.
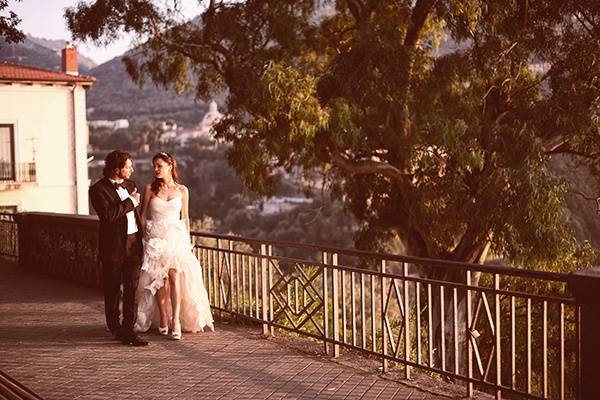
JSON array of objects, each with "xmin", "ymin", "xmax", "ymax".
[
  {"xmin": 0, "ymin": 34, "xmax": 209, "ymax": 126},
  {"xmin": 86, "ymin": 54, "xmax": 208, "ymax": 126},
  {"xmin": 0, "ymin": 35, "xmax": 96, "ymax": 73}
]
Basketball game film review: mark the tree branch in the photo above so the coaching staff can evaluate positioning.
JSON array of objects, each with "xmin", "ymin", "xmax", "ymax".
[
  {"xmin": 145, "ymin": 16, "xmax": 228, "ymax": 74},
  {"xmin": 518, "ymin": 0, "xmax": 528, "ymax": 31},
  {"xmin": 572, "ymin": 2, "xmax": 598, "ymax": 34},
  {"xmin": 395, "ymin": 0, "xmax": 439, "ymax": 139},
  {"xmin": 542, "ymin": 137, "xmax": 600, "ymax": 159},
  {"xmin": 331, "ymin": 152, "xmax": 409, "ymax": 182},
  {"xmin": 346, "ymin": 0, "xmax": 365, "ymax": 24},
  {"xmin": 404, "ymin": 0, "xmax": 438, "ymax": 48},
  {"xmin": 203, "ymin": 0, "xmax": 217, "ymax": 40},
  {"xmin": 568, "ymin": 189, "xmax": 599, "ymax": 202},
  {"xmin": 545, "ymin": 148, "xmax": 600, "ymax": 159},
  {"xmin": 451, "ymin": 226, "xmax": 492, "ymax": 264},
  {"xmin": 572, "ymin": 11, "xmax": 595, "ymax": 38}
]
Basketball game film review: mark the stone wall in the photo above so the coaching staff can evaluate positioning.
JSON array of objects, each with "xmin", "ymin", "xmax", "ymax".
[{"xmin": 16, "ymin": 212, "xmax": 101, "ymax": 288}]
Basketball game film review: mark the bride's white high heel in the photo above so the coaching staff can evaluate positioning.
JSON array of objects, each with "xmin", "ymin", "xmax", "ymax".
[
  {"xmin": 158, "ymin": 326, "xmax": 169, "ymax": 336},
  {"xmin": 171, "ymin": 321, "xmax": 182, "ymax": 340}
]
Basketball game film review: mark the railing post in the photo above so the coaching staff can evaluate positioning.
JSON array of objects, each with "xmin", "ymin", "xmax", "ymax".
[
  {"xmin": 228, "ymin": 240, "xmax": 233, "ymax": 313},
  {"xmin": 568, "ymin": 267, "xmax": 600, "ymax": 400},
  {"xmin": 322, "ymin": 251, "xmax": 329, "ymax": 355},
  {"xmin": 466, "ymin": 270, "xmax": 473, "ymax": 397},
  {"xmin": 403, "ymin": 262, "xmax": 411, "ymax": 379},
  {"xmin": 332, "ymin": 253, "xmax": 339, "ymax": 358},
  {"xmin": 380, "ymin": 259, "xmax": 388, "ymax": 372},
  {"xmin": 260, "ymin": 244, "xmax": 269, "ymax": 336},
  {"xmin": 268, "ymin": 245, "xmax": 274, "ymax": 337},
  {"xmin": 494, "ymin": 273, "xmax": 501, "ymax": 400},
  {"xmin": 216, "ymin": 239, "xmax": 222, "ymax": 313}
]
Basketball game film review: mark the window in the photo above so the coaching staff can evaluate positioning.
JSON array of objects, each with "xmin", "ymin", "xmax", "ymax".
[{"xmin": 0, "ymin": 124, "xmax": 15, "ymax": 181}]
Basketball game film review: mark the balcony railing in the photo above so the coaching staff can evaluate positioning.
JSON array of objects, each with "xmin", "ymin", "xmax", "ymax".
[
  {"xmin": 6, "ymin": 212, "xmax": 598, "ymax": 399},
  {"xmin": 192, "ymin": 232, "xmax": 579, "ymax": 400},
  {"xmin": 0, "ymin": 162, "xmax": 36, "ymax": 183}
]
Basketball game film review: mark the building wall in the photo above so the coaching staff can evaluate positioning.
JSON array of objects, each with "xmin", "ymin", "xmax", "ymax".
[{"xmin": 0, "ymin": 83, "xmax": 90, "ymax": 214}]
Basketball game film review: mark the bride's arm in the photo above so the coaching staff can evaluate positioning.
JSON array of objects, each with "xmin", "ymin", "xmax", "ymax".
[
  {"xmin": 140, "ymin": 184, "xmax": 153, "ymax": 239},
  {"xmin": 181, "ymin": 185, "xmax": 191, "ymax": 235}
]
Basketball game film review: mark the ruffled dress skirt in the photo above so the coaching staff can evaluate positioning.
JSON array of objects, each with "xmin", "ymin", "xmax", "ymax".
[{"xmin": 134, "ymin": 217, "xmax": 214, "ymax": 333}]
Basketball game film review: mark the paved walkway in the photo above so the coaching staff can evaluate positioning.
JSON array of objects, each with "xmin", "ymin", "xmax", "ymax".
[{"xmin": 0, "ymin": 258, "xmax": 461, "ymax": 400}]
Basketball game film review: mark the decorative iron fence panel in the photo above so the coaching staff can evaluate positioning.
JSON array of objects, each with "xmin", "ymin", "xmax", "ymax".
[
  {"xmin": 0, "ymin": 212, "xmax": 17, "ymax": 257},
  {"xmin": 15, "ymin": 212, "xmax": 102, "ymax": 287},
  {"xmin": 192, "ymin": 231, "xmax": 579, "ymax": 400}
]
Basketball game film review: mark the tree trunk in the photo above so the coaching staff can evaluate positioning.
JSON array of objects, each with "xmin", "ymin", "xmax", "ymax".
[{"xmin": 405, "ymin": 238, "xmax": 489, "ymax": 381}]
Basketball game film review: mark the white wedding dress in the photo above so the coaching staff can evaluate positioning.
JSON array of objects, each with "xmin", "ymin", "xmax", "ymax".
[{"xmin": 134, "ymin": 195, "xmax": 214, "ymax": 333}]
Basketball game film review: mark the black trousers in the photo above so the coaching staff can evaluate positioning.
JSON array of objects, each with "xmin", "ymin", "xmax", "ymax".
[{"xmin": 102, "ymin": 233, "xmax": 143, "ymax": 336}]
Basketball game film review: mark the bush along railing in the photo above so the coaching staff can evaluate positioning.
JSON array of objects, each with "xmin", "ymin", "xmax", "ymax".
[
  {"xmin": 0, "ymin": 212, "xmax": 18, "ymax": 257},
  {"xmin": 192, "ymin": 231, "xmax": 580, "ymax": 400}
]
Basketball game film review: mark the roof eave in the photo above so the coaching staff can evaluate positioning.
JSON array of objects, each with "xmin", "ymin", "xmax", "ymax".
[{"xmin": 0, "ymin": 78, "xmax": 95, "ymax": 87}]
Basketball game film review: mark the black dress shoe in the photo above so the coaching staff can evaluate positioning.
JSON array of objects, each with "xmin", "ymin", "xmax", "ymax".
[{"xmin": 122, "ymin": 334, "xmax": 149, "ymax": 346}]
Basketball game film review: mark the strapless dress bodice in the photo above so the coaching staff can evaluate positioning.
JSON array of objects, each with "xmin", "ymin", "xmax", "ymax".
[{"xmin": 148, "ymin": 195, "xmax": 182, "ymax": 221}]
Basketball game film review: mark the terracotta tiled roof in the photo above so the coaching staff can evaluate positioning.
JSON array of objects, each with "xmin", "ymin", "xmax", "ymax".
[{"xmin": 0, "ymin": 60, "xmax": 95, "ymax": 85}]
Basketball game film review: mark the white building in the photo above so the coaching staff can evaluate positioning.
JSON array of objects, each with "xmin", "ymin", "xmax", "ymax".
[
  {"xmin": 0, "ymin": 46, "xmax": 95, "ymax": 213},
  {"xmin": 88, "ymin": 119, "xmax": 129, "ymax": 130},
  {"xmin": 248, "ymin": 196, "xmax": 314, "ymax": 215},
  {"xmin": 176, "ymin": 100, "xmax": 223, "ymax": 145}
]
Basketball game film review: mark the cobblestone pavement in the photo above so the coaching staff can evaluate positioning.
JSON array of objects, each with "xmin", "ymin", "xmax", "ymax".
[{"xmin": 0, "ymin": 258, "xmax": 457, "ymax": 400}]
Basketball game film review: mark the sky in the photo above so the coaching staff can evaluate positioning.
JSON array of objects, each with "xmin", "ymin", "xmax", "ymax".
[{"xmin": 8, "ymin": 0, "xmax": 201, "ymax": 65}]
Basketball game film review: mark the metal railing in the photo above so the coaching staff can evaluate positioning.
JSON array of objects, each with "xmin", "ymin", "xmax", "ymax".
[
  {"xmin": 0, "ymin": 162, "xmax": 36, "ymax": 183},
  {"xmin": 192, "ymin": 231, "xmax": 579, "ymax": 400},
  {"xmin": 0, "ymin": 212, "xmax": 580, "ymax": 399},
  {"xmin": 0, "ymin": 212, "xmax": 18, "ymax": 257}
]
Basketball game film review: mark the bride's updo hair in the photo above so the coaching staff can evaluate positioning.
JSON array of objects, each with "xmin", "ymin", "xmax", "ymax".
[{"xmin": 151, "ymin": 151, "xmax": 180, "ymax": 194}]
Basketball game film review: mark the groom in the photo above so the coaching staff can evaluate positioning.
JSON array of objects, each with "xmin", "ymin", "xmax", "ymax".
[{"xmin": 89, "ymin": 150, "xmax": 148, "ymax": 346}]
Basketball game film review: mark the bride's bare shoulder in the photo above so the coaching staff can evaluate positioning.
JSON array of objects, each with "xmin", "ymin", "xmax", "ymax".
[{"xmin": 177, "ymin": 184, "xmax": 189, "ymax": 195}]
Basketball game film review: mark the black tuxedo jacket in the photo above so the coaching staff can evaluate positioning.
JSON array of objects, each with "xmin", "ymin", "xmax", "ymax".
[{"xmin": 89, "ymin": 177, "xmax": 142, "ymax": 264}]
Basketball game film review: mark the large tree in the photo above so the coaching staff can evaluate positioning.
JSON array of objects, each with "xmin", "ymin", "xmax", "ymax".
[
  {"xmin": 0, "ymin": 0, "xmax": 24, "ymax": 46},
  {"xmin": 66, "ymin": 0, "xmax": 599, "ymax": 275}
]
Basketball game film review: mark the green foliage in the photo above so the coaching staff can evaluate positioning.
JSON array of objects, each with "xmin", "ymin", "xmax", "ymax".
[
  {"xmin": 222, "ymin": 198, "xmax": 356, "ymax": 260},
  {"xmin": 0, "ymin": 0, "xmax": 24, "ymax": 47},
  {"xmin": 68, "ymin": 1, "xmax": 600, "ymax": 274}
]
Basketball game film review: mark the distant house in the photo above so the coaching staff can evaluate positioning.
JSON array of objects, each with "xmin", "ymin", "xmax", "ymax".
[
  {"xmin": 247, "ymin": 196, "xmax": 314, "ymax": 215},
  {"xmin": 0, "ymin": 46, "xmax": 95, "ymax": 213},
  {"xmin": 88, "ymin": 119, "xmax": 129, "ymax": 130}
]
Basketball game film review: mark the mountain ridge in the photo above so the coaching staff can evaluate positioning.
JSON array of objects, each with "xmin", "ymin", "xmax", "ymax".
[
  {"xmin": 0, "ymin": 34, "xmax": 96, "ymax": 73},
  {"xmin": 0, "ymin": 34, "xmax": 208, "ymax": 126},
  {"xmin": 86, "ymin": 52, "xmax": 208, "ymax": 126}
]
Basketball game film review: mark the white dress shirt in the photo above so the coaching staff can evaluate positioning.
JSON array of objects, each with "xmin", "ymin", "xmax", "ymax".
[{"xmin": 110, "ymin": 179, "xmax": 139, "ymax": 235}]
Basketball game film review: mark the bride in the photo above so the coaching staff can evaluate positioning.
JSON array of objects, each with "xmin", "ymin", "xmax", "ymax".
[{"xmin": 135, "ymin": 151, "xmax": 214, "ymax": 339}]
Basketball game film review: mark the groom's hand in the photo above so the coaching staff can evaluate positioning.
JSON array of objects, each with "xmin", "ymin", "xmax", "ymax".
[{"xmin": 131, "ymin": 188, "xmax": 141, "ymax": 204}]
